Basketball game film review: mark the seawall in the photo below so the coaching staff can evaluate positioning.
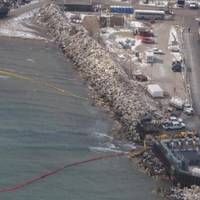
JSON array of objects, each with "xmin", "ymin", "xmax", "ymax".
[{"xmin": 34, "ymin": 4, "xmax": 150, "ymax": 141}]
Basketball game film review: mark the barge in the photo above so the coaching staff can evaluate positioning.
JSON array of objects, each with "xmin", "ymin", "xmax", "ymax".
[{"xmin": 153, "ymin": 136, "xmax": 200, "ymax": 187}]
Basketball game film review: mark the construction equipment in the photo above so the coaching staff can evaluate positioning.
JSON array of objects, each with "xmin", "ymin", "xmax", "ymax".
[
  {"xmin": 156, "ymin": 133, "xmax": 170, "ymax": 140},
  {"xmin": 175, "ymin": 131, "xmax": 188, "ymax": 138}
]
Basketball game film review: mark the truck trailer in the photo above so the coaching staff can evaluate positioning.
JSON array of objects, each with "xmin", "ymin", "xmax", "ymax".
[{"xmin": 177, "ymin": 0, "xmax": 185, "ymax": 7}]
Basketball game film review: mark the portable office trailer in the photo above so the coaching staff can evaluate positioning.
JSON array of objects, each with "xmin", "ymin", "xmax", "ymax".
[
  {"xmin": 147, "ymin": 84, "xmax": 164, "ymax": 98},
  {"xmin": 134, "ymin": 10, "xmax": 165, "ymax": 20}
]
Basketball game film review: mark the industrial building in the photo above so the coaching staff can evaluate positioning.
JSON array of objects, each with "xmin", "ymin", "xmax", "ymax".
[
  {"xmin": 110, "ymin": 5, "xmax": 134, "ymax": 14},
  {"xmin": 57, "ymin": 0, "xmax": 94, "ymax": 12}
]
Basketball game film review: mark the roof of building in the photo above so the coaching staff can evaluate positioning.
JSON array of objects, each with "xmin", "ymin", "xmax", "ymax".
[{"xmin": 60, "ymin": 0, "xmax": 93, "ymax": 5}]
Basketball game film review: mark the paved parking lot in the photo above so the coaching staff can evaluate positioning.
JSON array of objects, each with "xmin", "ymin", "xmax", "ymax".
[{"xmin": 135, "ymin": 19, "xmax": 188, "ymax": 109}]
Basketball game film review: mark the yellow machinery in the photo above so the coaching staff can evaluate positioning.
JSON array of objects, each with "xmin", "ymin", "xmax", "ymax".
[
  {"xmin": 156, "ymin": 133, "xmax": 170, "ymax": 141},
  {"xmin": 175, "ymin": 131, "xmax": 188, "ymax": 138},
  {"xmin": 155, "ymin": 131, "xmax": 196, "ymax": 141}
]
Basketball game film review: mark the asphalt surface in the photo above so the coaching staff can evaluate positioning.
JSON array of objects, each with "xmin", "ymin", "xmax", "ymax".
[
  {"xmin": 182, "ymin": 11, "xmax": 200, "ymax": 114},
  {"xmin": 171, "ymin": 8, "xmax": 200, "ymax": 131}
]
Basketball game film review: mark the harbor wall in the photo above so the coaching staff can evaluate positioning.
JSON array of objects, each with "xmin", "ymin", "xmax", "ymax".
[
  {"xmin": 153, "ymin": 142, "xmax": 200, "ymax": 187},
  {"xmin": 34, "ymin": 3, "xmax": 150, "ymax": 141}
]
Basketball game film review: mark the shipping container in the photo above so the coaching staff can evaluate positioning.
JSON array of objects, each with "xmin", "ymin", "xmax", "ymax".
[
  {"xmin": 110, "ymin": 6, "xmax": 134, "ymax": 14},
  {"xmin": 147, "ymin": 84, "xmax": 164, "ymax": 98}
]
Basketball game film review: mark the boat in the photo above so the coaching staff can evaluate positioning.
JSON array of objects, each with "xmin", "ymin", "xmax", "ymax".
[{"xmin": 153, "ymin": 136, "xmax": 200, "ymax": 186}]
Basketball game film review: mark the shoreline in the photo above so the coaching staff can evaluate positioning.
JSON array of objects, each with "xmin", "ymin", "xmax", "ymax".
[
  {"xmin": 33, "ymin": 3, "xmax": 155, "ymax": 142},
  {"xmin": 0, "ymin": 3, "xmax": 173, "ymax": 199},
  {"xmin": 33, "ymin": 4, "xmax": 171, "ymax": 196},
  {"xmin": 0, "ymin": 2, "xmax": 199, "ymax": 199}
]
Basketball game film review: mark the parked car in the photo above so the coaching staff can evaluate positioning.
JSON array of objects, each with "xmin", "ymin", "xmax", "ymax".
[
  {"xmin": 169, "ymin": 116, "xmax": 183, "ymax": 123},
  {"xmin": 153, "ymin": 47, "xmax": 164, "ymax": 55},
  {"xmin": 162, "ymin": 121, "xmax": 186, "ymax": 130},
  {"xmin": 172, "ymin": 60, "xmax": 182, "ymax": 65},
  {"xmin": 172, "ymin": 60, "xmax": 183, "ymax": 72},
  {"xmin": 184, "ymin": 103, "xmax": 194, "ymax": 115},
  {"xmin": 142, "ymin": 37, "xmax": 155, "ymax": 44},
  {"xmin": 169, "ymin": 46, "xmax": 180, "ymax": 52},
  {"xmin": 172, "ymin": 65, "xmax": 182, "ymax": 72},
  {"xmin": 188, "ymin": 2, "xmax": 199, "ymax": 9}
]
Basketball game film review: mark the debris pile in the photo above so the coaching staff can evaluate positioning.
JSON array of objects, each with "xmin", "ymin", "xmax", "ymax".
[
  {"xmin": 138, "ymin": 149, "xmax": 166, "ymax": 176},
  {"xmin": 167, "ymin": 185, "xmax": 200, "ymax": 200},
  {"xmin": 34, "ymin": 4, "xmax": 151, "ymax": 141}
]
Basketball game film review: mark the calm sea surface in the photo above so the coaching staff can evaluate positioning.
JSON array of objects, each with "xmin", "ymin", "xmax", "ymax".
[{"xmin": 0, "ymin": 38, "xmax": 165, "ymax": 199}]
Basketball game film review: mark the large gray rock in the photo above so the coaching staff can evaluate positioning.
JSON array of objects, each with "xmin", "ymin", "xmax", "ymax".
[{"xmin": 34, "ymin": 4, "xmax": 150, "ymax": 140}]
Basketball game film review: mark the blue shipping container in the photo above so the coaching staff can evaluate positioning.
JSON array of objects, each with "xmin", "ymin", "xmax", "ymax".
[{"xmin": 110, "ymin": 6, "xmax": 134, "ymax": 14}]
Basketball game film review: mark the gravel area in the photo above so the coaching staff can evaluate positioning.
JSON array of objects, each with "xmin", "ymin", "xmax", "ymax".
[{"xmin": 167, "ymin": 185, "xmax": 200, "ymax": 200}]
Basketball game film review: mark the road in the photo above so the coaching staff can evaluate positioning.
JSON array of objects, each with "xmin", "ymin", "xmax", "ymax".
[
  {"xmin": 172, "ymin": 8, "xmax": 200, "ymax": 131},
  {"xmin": 182, "ymin": 13, "xmax": 200, "ymax": 114},
  {"xmin": 177, "ymin": 10, "xmax": 200, "ymax": 110}
]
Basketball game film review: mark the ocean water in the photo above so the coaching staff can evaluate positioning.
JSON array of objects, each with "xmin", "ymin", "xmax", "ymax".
[{"xmin": 0, "ymin": 38, "xmax": 165, "ymax": 199}]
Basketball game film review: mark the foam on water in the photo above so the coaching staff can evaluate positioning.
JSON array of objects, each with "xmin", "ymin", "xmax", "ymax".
[
  {"xmin": 89, "ymin": 140, "xmax": 127, "ymax": 153},
  {"xmin": 27, "ymin": 58, "xmax": 35, "ymax": 63},
  {"xmin": 91, "ymin": 131, "xmax": 138, "ymax": 153},
  {"xmin": 89, "ymin": 146, "xmax": 124, "ymax": 153},
  {"xmin": 92, "ymin": 131, "xmax": 113, "ymax": 140},
  {"xmin": 122, "ymin": 143, "xmax": 137, "ymax": 150},
  {"xmin": 0, "ymin": 75, "xmax": 10, "ymax": 80}
]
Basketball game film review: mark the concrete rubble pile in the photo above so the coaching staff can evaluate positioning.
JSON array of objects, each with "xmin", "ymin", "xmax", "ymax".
[
  {"xmin": 167, "ymin": 185, "xmax": 200, "ymax": 200},
  {"xmin": 138, "ymin": 150, "xmax": 166, "ymax": 176},
  {"xmin": 34, "ymin": 4, "xmax": 151, "ymax": 141}
]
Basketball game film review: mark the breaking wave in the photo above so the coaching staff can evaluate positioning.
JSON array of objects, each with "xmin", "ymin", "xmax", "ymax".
[
  {"xmin": 89, "ymin": 146, "xmax": 124, "ymax": 153},
  {"xmin": 92, "ymin": 131, "xmax": 113, "ymax": 140}
]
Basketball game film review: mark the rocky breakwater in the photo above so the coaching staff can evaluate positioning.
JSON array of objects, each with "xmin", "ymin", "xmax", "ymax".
[
  {"xmin": 34, "ymin": 4, "xmax": 150, "ymax": 141},
  {"xmin": 167, "ymin": 186, "xmax": 200, "ymax": 200}
]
